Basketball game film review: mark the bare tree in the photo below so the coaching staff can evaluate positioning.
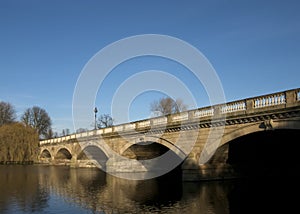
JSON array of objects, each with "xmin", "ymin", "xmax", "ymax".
[
  {"xmin": 0, "ymin": 101, "xmax": 16, "ymax": 126},
  {"xmin": 173, "ymin": 98, "xmax": 188, "ymax": 113},
  {"xmin": 61, "ymin": 128, "xmax": 70, "ymax": 136},
  {"xmin": 46, "ymin": 128, "xmax": 54, "ymax": 139},
  {"xmin": 21, "ymin": 106, "xmax": 52, "ymax": 139},
  {"xmin": 150, "ymin": 97, "xmax": 188, "ymax": 116},
  {"xmin": 97, "ymin": 114, "xmax": 114, "ymax": 128}
]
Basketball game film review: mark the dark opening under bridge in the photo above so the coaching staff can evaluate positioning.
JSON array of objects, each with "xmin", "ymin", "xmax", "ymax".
[{"xmin": 39, "ymin": 88, "xmax": 300, "ymax": 181}]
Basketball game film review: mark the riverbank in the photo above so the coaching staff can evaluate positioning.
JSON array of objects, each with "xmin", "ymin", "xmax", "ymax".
[{"xmin": 0, "ymin": 160, "xmax": 34, "ymax": 165}]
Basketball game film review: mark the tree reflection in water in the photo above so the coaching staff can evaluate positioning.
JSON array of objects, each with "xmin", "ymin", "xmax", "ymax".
[{"xmin": 0, "ymin": 165, "xmax": 49, "ymax": 213}]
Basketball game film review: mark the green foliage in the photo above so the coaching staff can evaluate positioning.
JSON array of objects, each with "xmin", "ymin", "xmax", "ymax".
[{"xmin": 0, "ymin": 123, "xmax": 39, "ymax": 162}]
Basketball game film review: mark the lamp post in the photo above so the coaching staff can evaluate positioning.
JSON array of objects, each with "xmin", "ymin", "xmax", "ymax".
[{"xmin": 94, "ymin": 107, "xmax": 98, "ymax": 130}]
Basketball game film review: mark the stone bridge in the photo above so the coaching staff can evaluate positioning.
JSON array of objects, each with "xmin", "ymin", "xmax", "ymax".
[{"xmin": 39, "ymin": 88, "xmax": 300, "ymax": 180}]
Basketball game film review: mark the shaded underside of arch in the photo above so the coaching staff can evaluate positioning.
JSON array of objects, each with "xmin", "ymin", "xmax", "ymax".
[
  {"xmin": 121, "ymin": 141, "xmax": 184, "ymax": 176},
  {"xmin": 227, "ymin": 129, "xmax": 299, "ymax": 165},
  {"xmin": 40, "ymin": 149, "xmax": 51, "ymax": 159},
  {"xmin": 122, "ymin": 141, "xmax": 169, "ymax": 160},
  {"xmin": 120, "ymin": 136, "xmax": 187, "ymax": 160},
  {"xmin": 208, "ymin": 129, "xmax": 300, "ymax": 178},
  {"xmin": 79, "ymin": 141, "xmax": 111, "ymax": 159},
  {"xmin": 78, "ymin": 145, "xmax": 109, "ymax": 169},
  {"xmin": 55, "ymin": 148, "xmax": 72, "ymax": 160},
  {"xmin": 220, "ymin": 118, "xmax": 300, "ymax": 148}
]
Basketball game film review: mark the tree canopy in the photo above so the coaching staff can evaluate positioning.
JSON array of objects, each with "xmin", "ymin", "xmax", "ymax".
[
  {"xmin": 0, "ymin": 102, "xmax": 52, "ymax": 163},
  {"xmin": 0, "ymin": 122, "xmax": 39, "ymax": 162}
]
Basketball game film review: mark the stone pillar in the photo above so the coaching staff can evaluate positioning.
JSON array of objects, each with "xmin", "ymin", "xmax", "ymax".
[
  {"xmin": 285, "ymin": 89, "xmax": 297, "ymax": 107},
  {"xmin": 213, "ymin": 104, "xmax": 222, "ymax": 117},
  {"xmin": 246, "ymin": 99, "xmax": 254, "ymax": 114},
  {"xmin": 70, "ymin": 154, "xmax": 78, "ymax": 168}
]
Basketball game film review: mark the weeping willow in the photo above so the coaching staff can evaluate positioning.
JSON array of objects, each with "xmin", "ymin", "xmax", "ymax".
[{"xmin": 0, "ymin": 123, "xmax": 39, "ymax": 162}]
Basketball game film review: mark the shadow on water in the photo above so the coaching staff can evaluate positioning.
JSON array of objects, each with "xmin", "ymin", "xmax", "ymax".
[
  {"xmin": 115, "ymin": 165, "xmax": 183, "ymax": 207},
  {"xmin": 228, "ymin": 176, "xmax": 300, "ymax": 214}
]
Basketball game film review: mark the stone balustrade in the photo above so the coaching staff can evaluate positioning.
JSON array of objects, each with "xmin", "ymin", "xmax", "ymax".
[
  {"xmin": 39, "ymin": 88, "xmax": 300, "ymax": 146},
  {"xmin": 193, "ymin": 108, "xmax": 214, "ymax": 118},
  {"xmin": 221, "ymin": 101, "xmax": 246, "ymax": 114},
  {"xmin": 171, "ymin": 112, "xmax": 188, "ymax": 122},
  {"xmin": 254, "ymin": 93, "xmax": 286, "ymax": 108},
  {"xmin": 137, "ymin": 120, "xmax": 150, "ymax": 128},
  {"xmin": 152, "ymin": 117, "xmax": 167, "ymax": 125}
]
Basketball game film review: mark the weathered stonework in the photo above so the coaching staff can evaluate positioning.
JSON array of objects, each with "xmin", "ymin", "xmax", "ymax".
[{"xmin": 39, "ymin": 88, "xmax": 300, "ymax": 180}]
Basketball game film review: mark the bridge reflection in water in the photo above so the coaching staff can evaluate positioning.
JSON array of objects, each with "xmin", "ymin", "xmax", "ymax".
[{"xmin": 0, "ymin": 165, "xmax": 300, "ymax": 213}]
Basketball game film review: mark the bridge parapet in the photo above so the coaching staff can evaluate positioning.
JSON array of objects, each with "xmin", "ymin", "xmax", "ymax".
[
  {"xmin": 137, "ymin": 120, "xmax": 151, "ymax": 128},
  {"xmin": 171, "ymin": 112, "xmax": 189, "ymax": 122},
  {"xmin": 40, "ymin": 88, "xmax": 300, "ymax": 146},
  {"xmin": 221, "ymin": 101, "xmax": 246, "ymax": 114},
  {"xmin": 253, "ymin": 92, "xmax": 286, "ymax": 108},
  {"xmin": 193, "ymin": 107, "xmax": 214, "ymax": 118},
  {"xmin": 152, "ymin": 116, "xmax": 167, "ymax": 125}
]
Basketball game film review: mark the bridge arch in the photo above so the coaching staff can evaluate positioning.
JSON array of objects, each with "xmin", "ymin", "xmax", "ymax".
[
  {"xmin": 40, "ymin": 149, "xmax": 52, "ymax": 159},
  {"xmin": 206, "ymin": 119, "xmax": 300, "ymax": 178},
  {"xmin": 203, "ymin": 118, "xmax": 300, "ymax": 164},
  {"xmin": 77, "ymin": 140, "xmax": 113, "ymax": 170},
  {"xmin": 55, "ymin": 147, "xmax": 72, "ymax": 160},
  {"xmin": 116, "ymin": 136, "xmax": 186, "ymax": 179},
  {"xmin": 119, "ymin": 136, "xmax": 187, "ymax": 160},
  {"xmin": 79, "ymin": 140, "xmax": 112, "ymax": 158},
  {"xmin": 78, "ymin": 142, "xmax": 111, "ymax": 169},
  {"xmin": 220, "ymin": 118, "xmax": 300, "ymax": 147}
]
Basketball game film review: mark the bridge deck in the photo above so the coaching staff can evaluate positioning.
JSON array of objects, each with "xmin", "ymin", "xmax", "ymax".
[{"xmin": 40, "ymin": 88, "xmax": 300, "ymax": 145}]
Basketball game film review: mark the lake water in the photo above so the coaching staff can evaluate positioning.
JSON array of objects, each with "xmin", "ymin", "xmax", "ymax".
[{"xmin": 0, "ymin": 165, "xmax": 299, "ymax": 213}]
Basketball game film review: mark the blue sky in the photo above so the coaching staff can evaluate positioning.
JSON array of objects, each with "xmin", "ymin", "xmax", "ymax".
[{"xmin": 0, "ymin": 0, "xmax": 299, "ymax": 134}]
